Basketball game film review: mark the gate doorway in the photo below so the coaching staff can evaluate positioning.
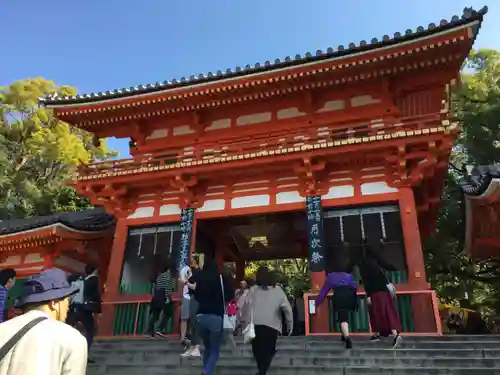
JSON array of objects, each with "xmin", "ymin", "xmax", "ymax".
[{"xmin": 323, "ymin": 204, "xmax": 407, "ymax": 277}]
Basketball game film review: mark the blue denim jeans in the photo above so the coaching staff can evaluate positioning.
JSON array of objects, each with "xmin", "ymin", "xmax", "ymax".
[{"xmin": 197, "ymin": 314, "xmax": 223, "ymax": 375}]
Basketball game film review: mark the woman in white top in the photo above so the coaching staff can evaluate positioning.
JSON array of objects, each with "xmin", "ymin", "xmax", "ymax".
[{"xmin": 243, "ymin": 266, "xmax": 293, "ymax": 375}]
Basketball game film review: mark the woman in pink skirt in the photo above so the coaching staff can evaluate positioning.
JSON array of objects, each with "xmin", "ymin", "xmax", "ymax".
[{"xmin": 358, "ymin": 246, "xmax": 402, "ymax": 348}]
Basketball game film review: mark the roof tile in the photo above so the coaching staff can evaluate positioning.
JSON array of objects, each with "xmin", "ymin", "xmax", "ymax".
[
  {"xmin": 460, "ymin": 164, "xmax": 500, "ymax": 196},
  {"xmin": 41, "ymin": 6, "xmax": 488, "ymax": 106},
  {"xmin": 0, "ymin": 208, "xmax": 115, "ymax": 236}
]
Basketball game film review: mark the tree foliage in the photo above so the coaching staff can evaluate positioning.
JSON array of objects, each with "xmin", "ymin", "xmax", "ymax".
[
  {"xmin": 453, "ymin": 49, "xmax": 500, "ymax": 165},
  {"xmin": 244, "ymin": 259, "xmax": 310, "ymax": 298},
  {"xmin": 424, "ymin": 49, "xmax": 500, "ymax": 314},
  {"xmin": 0, "ymin": 78, "xmax": 116, "ymax": 219}
]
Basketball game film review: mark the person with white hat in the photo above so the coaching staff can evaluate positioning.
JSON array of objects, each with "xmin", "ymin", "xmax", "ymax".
[{"xmin": 0, "ymin": 268, "xmax": 88, "ymax": 375}]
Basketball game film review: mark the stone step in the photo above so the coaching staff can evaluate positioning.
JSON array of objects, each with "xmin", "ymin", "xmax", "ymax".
[
  {"xmin": 88, "ymin": 336, "xmax": 500, "ymax": 375},
  {"xmin": 87, "ymin": 363, "xmax": 500, "ymax": 375},
  {"xmin": 89, "ymin": 356, "xmax": 500, "ymax": 367},
  {"xmin": 94, "ymin": 335, "xmax": 500, "ymax": 344},
  {"xmin": 92, "ymin": 340, "xmax": 500, "ymax": 351},
  {"xmin": 90, "ymin": 348, "xmax": 500, "ymax": 360}
]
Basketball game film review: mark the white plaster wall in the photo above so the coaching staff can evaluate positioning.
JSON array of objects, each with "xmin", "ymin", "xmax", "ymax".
[
  {"xmin": 198, "ymin": 199, "xmax": 226, "ymax": 212},
  {"xmin": 360, "ymin": 182, "xmax": 399, "ymax": 195},
  {"xmin": 159, "ymin": 204, "xmax": 182, "ymax": 216},
  {"xmin": 0, "ymin": 255, "xmax": 21, "ymax": 267},
  {"xmin": 173, "ymin": 125, "xmax": 195, "ymax": 136},
  {"xmin": 361, "ymin": 174, "xmax": 385, "ymax": 179},
  {"xmin": 236, "ymin": 112, "xmax": 272, "ymax": 126},
  {"xmin": 146, "ymin": 129, "xmax": 168, "ymax": 139},
  {"xmin": 276, "ymin": 191, "xmax": 305, "ymax": 204},
  {"xmin": 233, "ymin": 180, "xmax": 269, "ymax": 186},
  {"xmin": 350, "ymin": 95, "xmax": 381, "ymax": 107},
  {"xmin": 329, "ymin": 170, "xmax": 352, "ymax": 175},
  {"xmin": 233, "ymin": 187, "xmax": 268, "ymax": 194},
  {"xmin": 329, "ymin": 177, "xmax": 353, "ymax": 183},
  {"xmin": 277, "ymin": 107, "xmax": 306, "ymax": 120},
  {"xmin": 24, "ymin": 253, "xmax": 43, "ymax": 263},
  {"xmin": 231, "ymin": 194, "xmax": 270, "ymax": 209},
  {"xmin": 361, "ymin": 166, "xmax": 385, "ymax": 172},
  {"xmin": 206, "ymin": 119, "xmax": 231, "ymax": 131},
  {"xmin": 128, "ymin": 206, "xmax": 155, "ymax": 219},
  {"xmin": 276, "ymin": 176, "xmax": 299, "ymax": 182},
  {"xmin": 317, "ymin": 100, "xmax": 345, "ymax": 113},
  {"xmin": 322, "ymin": 185, "xmax": 355, "ymax": 199}
]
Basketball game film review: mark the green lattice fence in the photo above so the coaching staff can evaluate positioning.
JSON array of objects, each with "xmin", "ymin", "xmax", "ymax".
[
  {"xmin": 327, "ymin": 292, "xmax": 415, "ymax": 333},
  {"xmin": 112, "ymin": 282, "xmax": 177, "ymax": 336},
  {"xmin": 111, "ymin": 302, "xmax": 175, "ymax": 336},
  {"xmin": 119, "ymin": 282, "xmax": 178, "ymax": 295},
  {"xmin": 354, "ymin": 270, "xmax": 408, "ymax": 285},
  {"xmin": 119, "ymin": 282, "xmax": 154, "ymax": 295}
]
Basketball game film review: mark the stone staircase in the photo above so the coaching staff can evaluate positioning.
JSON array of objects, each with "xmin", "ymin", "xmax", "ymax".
[{"xmin": 87, "ymin": 335, "xmax": 500, "ymax": 375}]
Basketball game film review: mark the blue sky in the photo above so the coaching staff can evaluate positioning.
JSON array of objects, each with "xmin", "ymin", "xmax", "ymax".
[{"xmin": 2, "ymin": 0, "xmax": 498, "ymax": 159}]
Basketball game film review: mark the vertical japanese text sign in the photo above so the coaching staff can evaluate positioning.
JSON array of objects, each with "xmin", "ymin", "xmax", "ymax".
[
  {"xmin": 179, "ymin": 208, "xmax": 195, "ymax": 270},
  {"xmin": 306, "ymin": 196, "xmax": 325, "ymax": 272}
]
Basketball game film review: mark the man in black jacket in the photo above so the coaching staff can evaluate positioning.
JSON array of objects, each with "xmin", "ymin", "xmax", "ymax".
[{"xmin": 67, "ymin": 264, "xmax": 101, "ymax": 362}]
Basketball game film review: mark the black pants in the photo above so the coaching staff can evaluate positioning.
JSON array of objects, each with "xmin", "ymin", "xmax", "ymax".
[
  {"xmin": 67, "ymin": 305, "xmax": 95, "ymax": 349},
  {"xmin": 252, "ymin": 325, "xmax": 278, "ymax": 375},
  {"xmin": 148, "ymin": 302, "xmax": 174, "ymax": 334},
  {"xmin": 188, "ymin": 297, "xmax": 200, "ymax": 345}
]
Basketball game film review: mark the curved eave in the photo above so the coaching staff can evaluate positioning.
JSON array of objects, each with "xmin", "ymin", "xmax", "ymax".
[
  {"xmin": 41, "ymin": 7, "xmax": 486, "ymax": 109},
  {"xmin": 0, "ymin": 222, "xmax": 114, "ymax": 244},
  {"xmin": 463, "ymin": 178, "xmax": 500, "ymax": 257}
]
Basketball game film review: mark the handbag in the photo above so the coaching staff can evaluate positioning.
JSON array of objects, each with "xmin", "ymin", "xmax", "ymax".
[
  {"xmin": 379, "ymin": 265, "xmax": 397, "ymax": 298},
  {"xmin": 386, "ymin": 282, "xmax": 397, "ymax": 298},
  {"xmin": 242, "ymin": 296, "xmax": 256, "ymax": 344},
  {"xmin": 220, "ymin": 275, "xmax": 235, "ymax": 331}
]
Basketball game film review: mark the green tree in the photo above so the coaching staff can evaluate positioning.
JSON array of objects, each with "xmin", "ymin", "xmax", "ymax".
[
  {"xmin": 244, "ymin": 259, "xmax": 310, "ymax": 298},
  {"xmin": 453, "ymin": 49, "xmax": 500, "ymax": 165},
  {"xmin": 0, "ymin": 78, "xmax": 116, "ymax": 219},
  {"xmin": 424, "ymin": 49, "xmax": 500, "ymax": 314}
]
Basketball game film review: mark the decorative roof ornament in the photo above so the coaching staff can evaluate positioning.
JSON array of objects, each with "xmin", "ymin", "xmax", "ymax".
[{"xmin": 460, "ymin": 164, "xmax": 500, "ymax": 196}]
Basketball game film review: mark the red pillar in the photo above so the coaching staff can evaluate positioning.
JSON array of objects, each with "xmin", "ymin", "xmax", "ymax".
[
  {"xmin": 399, "ymin": 187, "xmax": 436, "ymax": 333},
  {"xmin": 305, "ymin": 194, "xmax": 329, "ymax": 334},
  {"xmin": 98, "ymin": 218, "xmax": 128, "ymax": 336},
  {"xmin": 310, "ymin": 272, "xmax": 324, "ymax": 292},
  {"xmin": 310, "ymin": 271, "xmax": 328, "ymax": 334},
  {"xmin": 399, "ymin": 187, "xmax": 428, "ymax": 289}
]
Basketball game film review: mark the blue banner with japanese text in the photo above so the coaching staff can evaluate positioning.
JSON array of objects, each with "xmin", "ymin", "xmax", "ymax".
[
  {"xmin": 306, "ymin": 196, "xmax": 325, "ymax": 273},
  {"xmin": 179, "ymin": 208, "xmax": 195, "ymax": 270}
]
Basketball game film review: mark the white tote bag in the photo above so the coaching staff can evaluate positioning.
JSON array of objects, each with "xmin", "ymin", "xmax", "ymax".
[
  {"xmin": 242, "ymin": 299, "xmax": 255, "ymax": 344},
  {"xmin": 380, "ymin": 267, "xmax": 397, "ymax": 298},
  {"xmin": 386, "ymin": 282, "xmax": 397, "ymax": 298},
  {"xmin": 220, "ymin": 275, "xmax": 235, "ymax": 331}
]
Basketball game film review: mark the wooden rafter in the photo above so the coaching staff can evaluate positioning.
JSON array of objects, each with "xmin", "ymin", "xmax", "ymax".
[{"xmin": 294, "ymin": 156, "xmax": 327, "ymax": 196}]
